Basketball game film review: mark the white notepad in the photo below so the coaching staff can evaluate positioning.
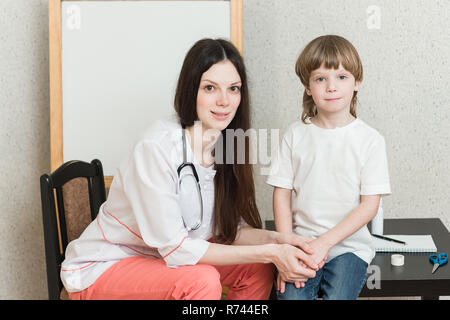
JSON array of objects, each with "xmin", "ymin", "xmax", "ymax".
[{"xmin": 372, "ymin": 235, "xmax": 437, "ymax": 252}]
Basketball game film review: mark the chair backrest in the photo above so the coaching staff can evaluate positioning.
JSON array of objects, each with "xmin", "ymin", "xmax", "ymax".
[{"xmin": 40, "ymin": 159, "xmax": 106, "ymax": 300}]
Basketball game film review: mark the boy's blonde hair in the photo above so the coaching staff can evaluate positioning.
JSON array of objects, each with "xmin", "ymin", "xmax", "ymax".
[{"xmin": 295, "ymin": 35, "xmax": 363, "ymax": 124}]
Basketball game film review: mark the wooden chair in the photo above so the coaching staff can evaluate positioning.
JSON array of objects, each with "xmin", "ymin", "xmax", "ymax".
[{"xmin": 40, "ymin": 159, "xmax": 106, "ymax": 300}]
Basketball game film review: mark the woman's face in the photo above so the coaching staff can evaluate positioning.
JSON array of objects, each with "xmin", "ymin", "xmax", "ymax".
[{"xmin": 196, "ymin": 60, "xmax": 241, "ymax": 132}]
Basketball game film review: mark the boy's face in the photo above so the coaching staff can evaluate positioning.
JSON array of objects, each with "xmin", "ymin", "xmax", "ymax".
[{"xmin": 306, "ymin": 62, "xmax": 360, "ymax": 117}]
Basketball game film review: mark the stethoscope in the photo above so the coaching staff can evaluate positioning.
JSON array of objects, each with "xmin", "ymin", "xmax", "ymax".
[{"xmin": 177, "ymin": 125, "xmax": 204, "ymax": 231}]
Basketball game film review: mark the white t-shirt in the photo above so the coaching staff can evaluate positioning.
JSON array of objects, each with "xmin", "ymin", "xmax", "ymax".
[
  {"xmin": 61, "ymin": 118, "xmax": 215, "ymax": 292},
  {"xmin": 266, "ymin": 118, "xmax": 391, "ymax": 265}
]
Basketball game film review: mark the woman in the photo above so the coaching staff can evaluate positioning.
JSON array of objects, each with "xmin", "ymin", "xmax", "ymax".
[{"xmin": 61, "ymin": 38, "xmax": 323, "ymax": 300}]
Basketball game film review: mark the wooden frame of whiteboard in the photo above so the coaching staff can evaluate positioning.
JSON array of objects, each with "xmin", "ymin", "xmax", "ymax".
[{"xmin": 49, "ymin": 0, "xmax": 243, "ymax": 188}]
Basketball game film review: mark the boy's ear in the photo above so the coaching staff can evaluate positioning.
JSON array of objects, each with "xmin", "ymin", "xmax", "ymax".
[{"xmin": 354, "ymin": 80, "xmax": 361, "ymax": 92}]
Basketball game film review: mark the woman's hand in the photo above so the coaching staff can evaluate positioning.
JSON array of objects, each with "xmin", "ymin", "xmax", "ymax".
[
  {"xmin": 276, "ymin": 260, "xmax": 308, "ymax": 293},
  {"xmin": 276, "ymin": 232, "xmax": 314, "ymax": 254},
  {"xmin": 270, "ymin": 243, "xmax": 317, "ymax": 285},
  {"xmin": 275, "ymin": 232, "xmax": 328, "ymax": 269},
  {"xmin": 273, "ymin": 233, "xmax": 329, "ymax": 293}
]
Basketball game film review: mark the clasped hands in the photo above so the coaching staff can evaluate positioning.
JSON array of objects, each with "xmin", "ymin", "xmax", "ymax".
[{"xmin": 275, "ymin": 234, "xmax": 330, "ymax": 293}]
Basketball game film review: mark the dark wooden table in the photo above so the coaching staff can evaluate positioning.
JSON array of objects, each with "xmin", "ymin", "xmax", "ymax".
[
  {"xmin": 360, "ymin": 218, "xmax": 449, "ymax": 299},
  {"xmin": 265, "ymin": 218, "xmax": 450, "ymax": 300}
]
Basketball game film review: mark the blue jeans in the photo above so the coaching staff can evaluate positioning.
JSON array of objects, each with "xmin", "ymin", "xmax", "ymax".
[{"xmin": 277, "ymin": 252, "xmax": 368, "ymax": 300}]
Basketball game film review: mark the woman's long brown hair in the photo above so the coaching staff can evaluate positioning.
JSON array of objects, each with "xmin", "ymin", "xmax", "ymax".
[{"xmin": 174, "ymin": 38, "xmax": 262, "ymax": 244}]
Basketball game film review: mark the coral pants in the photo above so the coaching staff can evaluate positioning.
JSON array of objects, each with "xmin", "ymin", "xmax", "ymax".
[{"xmin": 69, "ymin": 256, "xmax": 275, "ymax": 300}]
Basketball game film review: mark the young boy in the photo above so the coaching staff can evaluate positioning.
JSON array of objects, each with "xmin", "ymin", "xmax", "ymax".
[{"xmin": 267, "ymin": 35, "xmax": 391, "ymax": 300}]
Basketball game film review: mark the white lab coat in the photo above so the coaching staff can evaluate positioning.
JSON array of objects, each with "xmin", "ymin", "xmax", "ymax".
[{"xmin": 61, "ymin": 118, "xmax": 216, "ymax": 292}]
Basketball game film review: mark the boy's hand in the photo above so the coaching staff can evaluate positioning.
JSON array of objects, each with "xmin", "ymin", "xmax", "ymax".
[{"xmin": 307, "ymin": 238, "xmax": 331, "ymax": 266}]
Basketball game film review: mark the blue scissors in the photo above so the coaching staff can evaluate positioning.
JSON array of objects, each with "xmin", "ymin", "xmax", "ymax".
[{"xmin": 429, "ymin": 253, "xmax": 448, "ymax": 274}]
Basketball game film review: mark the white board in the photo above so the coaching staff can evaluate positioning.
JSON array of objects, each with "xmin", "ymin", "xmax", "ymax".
[{"xmin": 61, "ymin": 1, "xmax": 231, "ymax": 176}]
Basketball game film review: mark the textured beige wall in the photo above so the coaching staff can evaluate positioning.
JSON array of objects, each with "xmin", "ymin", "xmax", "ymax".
[
  {"xmin": 243, "ymin": 0, "xmax": 450, "ymax": 232},
  {"xmin": 0, "ymin": 0, "xmax": 49, "ymax": 299},
  {"xmin": 0, "ymin": 0, "xmax": 448, "ymax": 299}
]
